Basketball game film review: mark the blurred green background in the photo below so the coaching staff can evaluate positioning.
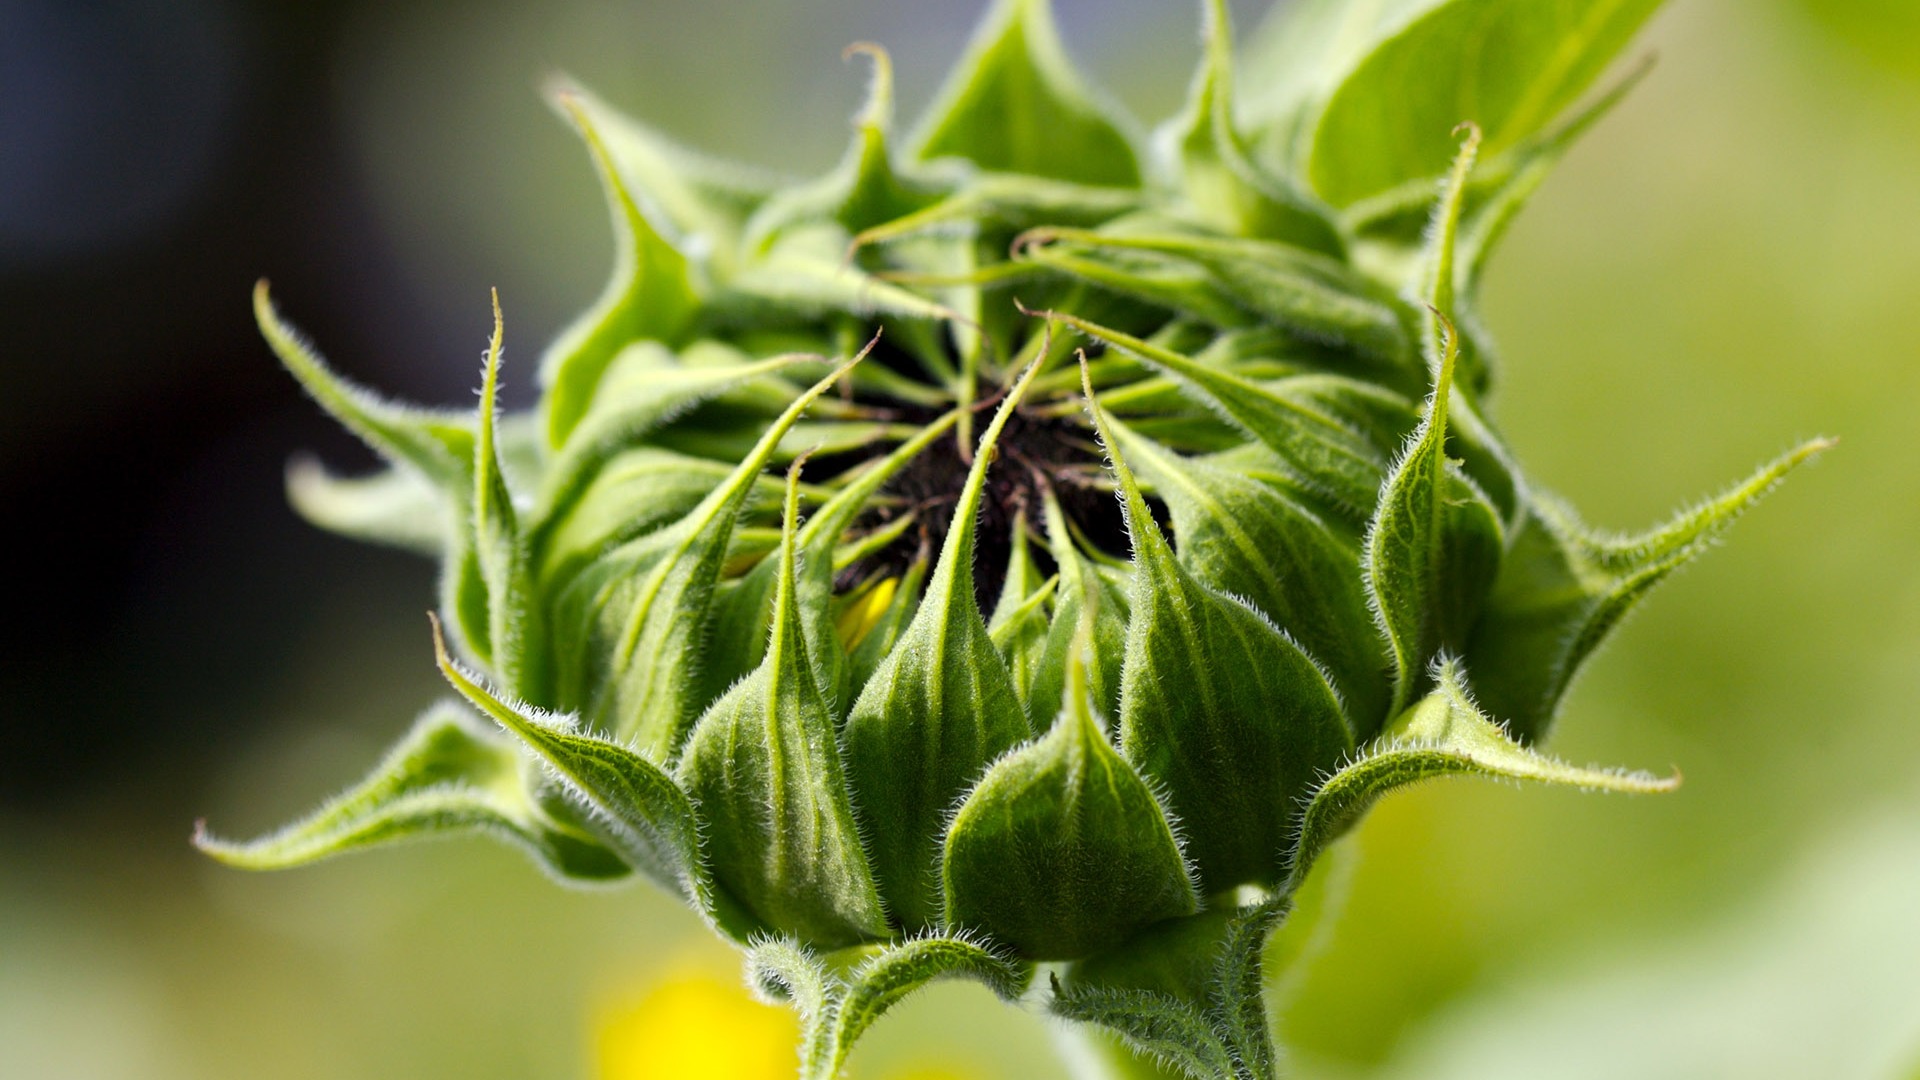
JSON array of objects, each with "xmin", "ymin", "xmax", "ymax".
[{"xmin": 2, "ymin": 0, "xmax": 1917, "ymax": 1077}]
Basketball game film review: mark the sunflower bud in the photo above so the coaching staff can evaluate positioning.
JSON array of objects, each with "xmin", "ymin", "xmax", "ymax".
[{"xmin": 198, "ymin": 0, "xmax": 1826, "ymax": 1075}]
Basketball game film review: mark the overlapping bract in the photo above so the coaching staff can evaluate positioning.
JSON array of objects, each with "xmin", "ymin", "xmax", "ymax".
[{"xmin": 202, "ymin": 1, "xmax": 1825, "ymax": 1076}]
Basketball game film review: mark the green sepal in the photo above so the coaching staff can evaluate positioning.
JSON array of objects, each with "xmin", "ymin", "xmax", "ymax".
[
  {"xmin": 699, "ymin": 410, "xmax": 962, "ymax": 713},
  {"xmin": 1158, "ymin": 0, "xmax": 1341, "ymax": 255},
  {"xmin": 1048, "ymin": 977, "xmax": 1239, "ymax": 1080},
  {"xmin": 849, "ymin": 174, "xmax": 1140, "ymax": 256},
  {"xmin": 748, "ymin": 933, "xmax": 1029, "ymax": 1080},
  {"xmin": 1089, "ymin": 371, "xmax": 1352, "ymax": 891},
  {"xmin": 1465, "ymin": 439, "xmax": 1832, "ymax": 741},
  {"xmin": 254, "ymin": 282, "xmax": 494, "ymax": 664},
  {"xmin": 676, "ymin": 465, "xmax": 891, "ymax": 947},
  {"xmin": 1027, "ymin": 488, "xmax": 1132, "ymax": 724},
  {"xmin": 532, "ymin": 448, "xmax": 785, "ymax": 593},
  {"xmin": 844, "ymin": 555, "xmax": 928, "ymax": 701},
  {"xmin": 528, "ymin": 342, "xmax": 801, "ymax": 541},
  {"xmin": 430, "ymin": 618, "xmax": 762, "ymax": 939},
  {"xmin": 254, "ymin": 281, "xmax": 475, "ymax": 482},
  {"xmin": 544, "ymin": 78, "xmax": 779, "ymax": 273},
  {"xmin": 987, "ymin": 513, "xmax": 1058, "ymax": 708},
  {"xmin": 745, "ymin": 45, "xmax": 943, "ymax": 249},
  {"xmin": 1104, "ymin": 418, "xmax": 1387, "ymax": 736},
  {"xmin": 285, "ymin": 456, "xmax": 445, "ymax": 557},
  {"xmin": 542, "ymin": 90, "xmax": 702, "ymax": 447},
  {"xmin": 1055, "ymin": 897, "xmax": 1290, "ymax": 1080},
  {"xmin": 553, "ymin": 356, "xmax": 860, "ymax": 757},
  {"xmin": 1306, "ymin": 0, "xmax": 1666, "ymax": 207},
  {"xmin": 842, "ymin": 361, "xmax": 1044, "ymax": 930},
  {"xmin": 1363, "ymin": 315, "xmax": 1504, "ymax": 718},
  {"xmin": 716, "ymin": 224, "xmax": 960, "ymax": 327},
  {"xmin": 942, "ymin": 637, "xmax": 1200, "ymax": 959},
  {"xmin": 193, "ymin": 701, "xmax": 628, "ymax": 883},
  {"xmin": 472, "ymin": 292, "xmax": 539, "ymax": 696},
  {"xmin": 909, "ymin": 0, "xmax": 1141, "ymax": 187},
  {"xmin": 1051, "ymin": 309, "xmax": 1390, "ymax": 530},
  {"xmin": 1286, "ymin": 658, "xmax": 1678, "ymax": 891},
  {"xmin": 1017, "ymin": 226, "xmax": 1411, "ymax": 364}
]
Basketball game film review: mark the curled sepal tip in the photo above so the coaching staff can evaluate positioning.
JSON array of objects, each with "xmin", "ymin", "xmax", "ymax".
[
  {"xmin": 427, "ymin": 614, "xmax": 756, "ymax": 939},
  {"xmin": 1465, "ymin": 437, "xmax": 1834, "ymax": 741},
  {"xmin": 747, "ymin": 933, "xmax": 1028, "ymax": 1080},
  {"xmin": 193, "ymin": 700, "xmax": 627, "ymax": 884},
  {"xmin": 1286, "ymin": 658, "xmax": 1679, "ymax": 893}
]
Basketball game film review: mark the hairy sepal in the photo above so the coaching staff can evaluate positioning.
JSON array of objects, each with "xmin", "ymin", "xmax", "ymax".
[
  {"xmin": 1286, "ymin": 658, "xmax": 1678, "ymax": 891},
  {"xmin": 193, "ymin": 701, "xmax": 628, "ymax": 883}
]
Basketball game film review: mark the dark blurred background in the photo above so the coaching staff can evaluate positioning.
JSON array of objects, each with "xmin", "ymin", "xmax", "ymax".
[{"xmin": 1, "ymin": 1, "xmax": 1917, "ymax": 1077}]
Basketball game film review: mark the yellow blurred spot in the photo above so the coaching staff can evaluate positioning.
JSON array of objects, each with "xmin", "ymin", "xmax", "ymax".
[
  {"xmin": 835, "ymin": 575, "xmax": 899, "ymax": 650},
  {"xmin": 597, "ymin": 965, "xmax": 797, "ymax": 1080}
]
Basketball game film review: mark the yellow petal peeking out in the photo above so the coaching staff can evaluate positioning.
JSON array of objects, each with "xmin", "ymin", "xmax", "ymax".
[{"xmin": 597, "ymin": 963, "xmax": 797, "ymax": 1080}]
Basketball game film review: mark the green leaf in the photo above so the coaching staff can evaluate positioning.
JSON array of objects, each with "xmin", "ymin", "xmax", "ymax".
[
  {"xmin": 943, "ymin": 635, "xmax": 1200, "ymax": 959},
  {"xmin": 1465, "ymin": 440, "xmax": 1832, "ymax": 741},
  {"xmin": 909, "ymin": 0, "xmax": 1141, "ymax": 187},
  {"xmin": 1158, "ymin": 0, "xmax": 1342, "ymax": 254},
  {"xmin": 285, "ymin": 456, "xmax": 445, "ymax": 557},
  {"xmin": 551, "ymin": 356, "xmax": 861, "ymax": 759},
  {"xmin": 194, "ymin": 701, "xmax": 628, "ymax": 883},
  {"xmin": 542, "ymin": 90, "xmax": 701, "ymax": 447},
  {"xmin": 1286, "ymin": 658, "xmax": 1677, "ymax": 891},
  {"xmin": 1046, "ymin": 309, "xmax": 1391, "ymax": 521},
  {"xmin": 1088, "ymin": 370, "xmax": 1353, "ymax": 891},
  {"xmin": 1049, "ymin": 977, "xmax": 1239, "ymax": 1080},
  {"xmin": 430, "ymin": 619, "xmax": 759, "ymax": 937},
  {"xmin": 1307, "ymin": 0, "xmax": 1665, "ymax": 206},
  {"xmin": 842, "ymin": 361, "xmax": 1044, "ymax": 931},
  {"xmin": 1238, "ymin": 0, "xmax": 1412, "ymax": 175},
  {"xmin": 676, "ymin": 464, "xmax": 891, "ymax": 947},
  {"xmin": 1104, "ymin": 418, "xmax": 1388, "ymax": 737}
]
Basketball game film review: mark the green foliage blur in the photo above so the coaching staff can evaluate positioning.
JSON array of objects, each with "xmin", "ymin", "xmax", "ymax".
[{"xmin": 2, "ymin": 0, "xmax": 1917, "ymax": 1076}]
